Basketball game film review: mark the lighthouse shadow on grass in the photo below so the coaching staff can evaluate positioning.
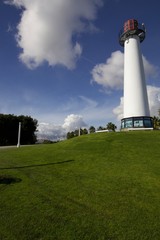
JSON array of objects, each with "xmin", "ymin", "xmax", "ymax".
[{"xmin": 0, "ymin": 159, "xmax": 75, "ymax": 170}]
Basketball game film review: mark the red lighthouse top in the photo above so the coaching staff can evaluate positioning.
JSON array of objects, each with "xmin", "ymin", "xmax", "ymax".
[{"xmin": 119, "ymin": 19, "xmax": 146, "ymax": 47}]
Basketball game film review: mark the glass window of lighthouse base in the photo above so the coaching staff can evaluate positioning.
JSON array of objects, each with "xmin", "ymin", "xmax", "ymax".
[
  {"xmin": 124, "ymin": 118, "xmax": 133, "ymax": 128},
  {"xmin": 144, "ymin": 117, "xmax": 153, "ymax": 127},
  {"xmin": 134, "ymin": 118, "xmax": 143, "ymax": 127},
  {"xmin": 121, "ymin": 117, "xmax": 153, "ymax": 129}
]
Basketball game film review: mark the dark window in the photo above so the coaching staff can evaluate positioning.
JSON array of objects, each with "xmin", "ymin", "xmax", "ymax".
[{"xmin": 144, "ymin": 118, "xmax": 152, "ymax": 127}]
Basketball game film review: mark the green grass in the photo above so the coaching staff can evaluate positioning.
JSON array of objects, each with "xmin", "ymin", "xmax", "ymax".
[{"xmin": 0, "ymin": 131, "xmax": 160, "ymax": 240}]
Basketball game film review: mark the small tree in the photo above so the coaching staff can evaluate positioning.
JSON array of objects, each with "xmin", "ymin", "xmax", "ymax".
[
  {"xmin": 97, "ymin": 126, "xmax": 105, "ymax": 131},
  {"xmin": 67, "ymin": 132, "xmax": 75, "ymax": 139},
  {"xmin": 74, "ymin": 129, "xmax": 79, "ymax": 137},
  {"xmin": 89, "ymin": 126, "xmax": 95, "ymax": 133},
  {"xmin": 153, "ymin": 116, "xmax": 160, "ymax": 130},
  {"xmin": 106, "ymin": 122, "xmax": 117, "ymax": 132},
  {"xmin": 82, "ymin": 128, "xmax": 88, "ymax": 135}
]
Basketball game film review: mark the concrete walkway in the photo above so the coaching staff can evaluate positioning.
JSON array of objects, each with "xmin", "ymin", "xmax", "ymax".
[
  {"xmin": 0, "ymin": 145, "xmax": 35, "ymax": 149},
  {"xmin": 0, "ymin": 145, "xmax": 17, "ymax": 149}
]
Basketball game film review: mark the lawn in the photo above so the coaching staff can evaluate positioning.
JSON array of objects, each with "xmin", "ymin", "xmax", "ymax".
[{"xmin": 0, "ymin": 131, "xmax": 160, "ymax": 240}]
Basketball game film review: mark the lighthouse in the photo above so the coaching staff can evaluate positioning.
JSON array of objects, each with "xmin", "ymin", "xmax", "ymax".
[{"xmin": 119, "ymin": 19, "xmax": 153, "ymax": 130}]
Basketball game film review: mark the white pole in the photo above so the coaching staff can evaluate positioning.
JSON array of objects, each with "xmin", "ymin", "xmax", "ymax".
[{"xmin": 17, "ymin": 122, "xmax": 21, "ymax": 148}]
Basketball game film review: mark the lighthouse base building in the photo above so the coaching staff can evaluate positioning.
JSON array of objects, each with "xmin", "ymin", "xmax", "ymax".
[
  {"xmin": 119, "ymin": 19, "xmax": 153, "ymax": 130},
  {"xmin": 121, "ymin": 117, "xmax": 153, "ymax": 130}
]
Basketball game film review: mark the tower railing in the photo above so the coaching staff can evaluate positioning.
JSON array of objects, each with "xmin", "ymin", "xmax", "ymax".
[{"xmin": 119, "ymin": 21, "xmax": 146, "ymax": 46}]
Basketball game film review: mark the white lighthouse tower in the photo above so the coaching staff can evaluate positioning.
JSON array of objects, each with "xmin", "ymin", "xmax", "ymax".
[{"xmin": 119, "ymin": 19, "xmax": 153, "ymax": 130}]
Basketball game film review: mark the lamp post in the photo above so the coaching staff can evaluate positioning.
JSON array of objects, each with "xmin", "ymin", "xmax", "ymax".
[{"xmin": 17, "ymin": 122, "xmax": 21, "ymax": 148}]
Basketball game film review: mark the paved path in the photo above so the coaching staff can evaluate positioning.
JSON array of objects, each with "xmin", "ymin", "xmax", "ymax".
[
  {"xmin": 0, "ymin": 145, "xmax": 17, "ymax": 149},
  {"xmin": 0, "ymin": 145, "xmax": 35, "ymax": 149}
]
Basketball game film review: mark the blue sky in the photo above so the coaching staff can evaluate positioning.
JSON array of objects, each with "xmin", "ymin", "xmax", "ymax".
[{"xmin": 0, "ymin": 0, "xmax": 160, "ymax": 139}]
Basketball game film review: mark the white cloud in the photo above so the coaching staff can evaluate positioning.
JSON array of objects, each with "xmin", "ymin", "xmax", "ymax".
[
  {"xmin": 62, "ymin": 114, "xmax": 87, "ymax": 132},
  {"xmin": 147, "ymin": 85, "xmax": 160, "ymax": 116},
  {"xmin": 91, "ymin": 51, "xmax": 124, "ymax": 90},
  {"xmin": 113, "ymin": 97, "xmax": 123, "ymax": 120},
  {"xmin": 142, "ymin": 56, "xmax": 159, "ymax": 79},
  {"xmin": 6, "ymin": 0, "xmax": 103, "ymax": 69},
  {"xmin": 37, "ymin": 114, "xmax": 87, "ymax": 140},
  {"xmin": 37, "ymin": 123, "xmax": 66, "ymax": 141},
  {"xmin": 113, "ymin": 85, "xmax": 160, "ymax": 120},
  {"xmin": 91, "ymin": 50, "xmax": 159, "ymax": 91}
]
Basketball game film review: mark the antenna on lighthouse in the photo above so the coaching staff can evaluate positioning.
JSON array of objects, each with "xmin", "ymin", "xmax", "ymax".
[{"xmin": 119, "ymin": 19, "xmax": 153, "ymax": 130}]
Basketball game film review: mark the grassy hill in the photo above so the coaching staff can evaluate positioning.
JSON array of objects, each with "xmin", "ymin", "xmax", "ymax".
[{"xmin": 0, "ymin": 131, "xmax": 160, "ymax": 240}]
